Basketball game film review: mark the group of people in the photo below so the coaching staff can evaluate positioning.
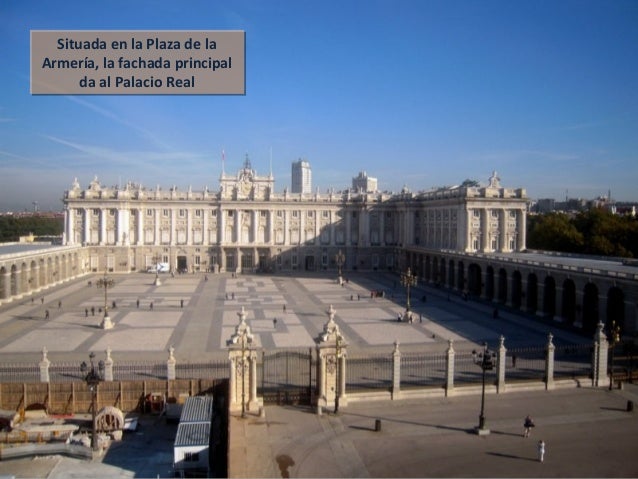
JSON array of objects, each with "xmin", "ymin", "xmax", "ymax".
[{"xmin": 524, "ymin": 415, "xmax": 545, "ymax": 463}]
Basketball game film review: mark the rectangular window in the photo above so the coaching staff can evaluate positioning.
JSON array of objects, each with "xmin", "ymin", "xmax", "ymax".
[
  {"xmin": 322, "ymin": 211, "xmax": 329, "ymax": 218},
  {"xmin": 195, "ymin": 209, "xmax": 202, "ymax": 217},
  {"xmin": 277, "ymin": 211, "xmax": 283, "ymax": 217},
  {"xmin": 292, "ymin": 211, "xmax": 298, "ymax": 217},
  {"xmin": 146, "ymin": 209, "xmax": 153, "ymax": 216},
  {"xmin": 473, "ymin": 210, "xmax": 480, "ymax": 218},
  {"xmin": 184, "ymin": 452, "xmax": 200, "ymax": 462},
  {"xmin": 179, "ymin": 209, "xmax": 186, "ymax": 217},
  {"xmin": 307, "ymin": 211, "xmax": 314, "ymax": 218},
  {"xmin": 163, "ymin": 209, "xmax": 169, "ymax": 217},
  {"xmin": 227, "ymin": 210, "xmax": 234, "ymax": 217},
  {"xmin": 211, "ymin": 210, "xmax": 217, "ymax": 217},
  {"xmin": 260, "ymin": 210, "xmax": 267, "ymax": 217}
]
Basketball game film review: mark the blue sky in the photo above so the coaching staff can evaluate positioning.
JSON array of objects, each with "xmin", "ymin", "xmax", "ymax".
[{"xmin": 1, "ymin": 0, "xmax": 637, "ymax": 211}]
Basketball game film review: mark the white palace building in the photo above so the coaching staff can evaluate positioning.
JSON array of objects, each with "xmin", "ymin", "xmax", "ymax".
[{"xmin": 61, "ymin": 158, "xmax": 528, "ymax": 275}]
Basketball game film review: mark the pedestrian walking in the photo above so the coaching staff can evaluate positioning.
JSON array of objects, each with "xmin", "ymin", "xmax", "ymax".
[
  {"xmin": 231, "ymin": 292, "xmax": 235, "ymax": 300},
  {"xmin": 273, "ymin": 318, "xmax": 277, "ymax": 328},
  {"xmin": 85, "ymin": 308, "xmax": 88, "ymax": 317},
  {"xmin": 537, "ymin": 440, "xmax": 545, "ymax": 462},
  {"xmin": 524, "ymin": 415, "xmax": 535, "ymax": 437},
  {"xmin": 283, "ymin": 304, "xmax": 286, "ymax": 312},
  {"xmin": 44, "ymin": 309, "xmax": 49, "ymax": 320},
  {"xmin": 31, "ymin": 297, "xmax": 34, "ymax": 304},
  {"xmin": 225, "ymin": 292, "xmax": 228, "ymax": 300},
  {"xmin": 41, "ymin": 297, "xmax": 44, "ymax": 304},
  {"xmin": 180, "ymin": 299, "xmax": 184, "ymax": 308},
  {"xmin": 205, "ymin": 275, "xmax": 208, "ymax": 281},
  {"xmin": 91, "ymin": 306, "xmax": 95, "ymax": 316},
  {"xmin": 112, "ymin": 300, "xmax": 116, "ymax": 309},
  {"xmin": 150, "ymin": 301, "xmax": 153, "ymax": 310},
  {"xmin": 136, "ymin": 298, "xmax": 140, "ymax": 308},
  {"xmin": 58, "ymin": 300, "xmax": 62, "ymax": 309}
]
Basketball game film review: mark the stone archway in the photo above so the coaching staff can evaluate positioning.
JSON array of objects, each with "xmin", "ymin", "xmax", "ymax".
[
  {"xmin": 448, "ymin": 259, "xmax": 455, "ymax": 289},
  {"xmin": 607, "ymin": 286, "xmax": 625, "ymax": 331},
  {"xmin": 497, "ymin": 268, "xmax": 507, "ymax": 304},
  {"xmin": 582, "ymin": 283, "xmax": 599, "ymax": 334},
  {"xmin": 485, "ymin": 266, "xmax": 495, "ymax": 301},
  {"xmin": 468, "ymin": 263, "xmax": 482, "ymax": 297},
  {"xmin": 543, "ymin": 276, "xmax": 556, "ymax": 318},
  {"xmin": 526, "ymin": 273, "xmax": 538, "ymax": 314},
  {"xmin": 511, "ymin": 271, "xmax": 522, "ymax": 309},
  {"xmin": 562, "ymin": 279, "xmax": 577, "ymax": 325}
]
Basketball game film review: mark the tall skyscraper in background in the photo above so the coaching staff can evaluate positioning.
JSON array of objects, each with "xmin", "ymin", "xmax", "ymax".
[{"xmin": 291, "ymin": 159, "xmax": 312, "ymax": 194}]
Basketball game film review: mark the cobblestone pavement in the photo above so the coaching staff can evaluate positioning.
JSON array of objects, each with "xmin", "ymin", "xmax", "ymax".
[
  {"xmin": 0, "ymin": 271, "xmax": 622, "ymax": 478},
  {"xmin": 0, "ymin": 271, "xmax": 589, "ymax": 365}
]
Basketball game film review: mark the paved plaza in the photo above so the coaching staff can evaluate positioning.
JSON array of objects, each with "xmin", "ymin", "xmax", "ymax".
[{"xmin": 0, "ymin": 271, "xmax": 590, "ymax": 364}]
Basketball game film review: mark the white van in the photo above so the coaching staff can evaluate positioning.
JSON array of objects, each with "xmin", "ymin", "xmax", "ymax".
[{"xmin": 147, "ymin": 262, "xmax": 170, "ymax": 273}]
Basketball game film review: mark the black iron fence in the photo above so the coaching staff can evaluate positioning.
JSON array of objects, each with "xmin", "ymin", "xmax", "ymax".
[
  {"xmin": 400, "ymin": 352, "xmax": 446, "ymax": 389},
  {"xmin": 346, "ymin": 353, "xmax": 393, "ymax": 392}
]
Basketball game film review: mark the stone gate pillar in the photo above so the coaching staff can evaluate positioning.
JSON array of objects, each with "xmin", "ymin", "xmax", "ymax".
[
  {"xmin": 227, "ymin": 306, "xmax": 262, "ymax": 415},
  {"xmin": 592, "ymin": 321, "xmax": 609, "ymax": 388},
  {"xmin": 545, "ymin": 333, "xmax": 555, "ymax": 390},
  {"xmin": 496, "ymin": 335, "xmax": 507, "ymax": 393},
  {"xmin": 39, "ymin": 347, "xmax": 50, "ymax": 383},
  {"xmin": 445, "ymin": 339, "xmax": 455, "ymax": 396},
  {"xmin": 316, "ymin": 304, "xmax": 348, "ymax": 414}
]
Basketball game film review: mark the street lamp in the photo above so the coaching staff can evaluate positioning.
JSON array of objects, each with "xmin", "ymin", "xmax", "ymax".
[
  {"xmin": 80, "ymin": 352, "xmax": 104, "ymax": 451},
  {"xmin": 400, "ymin": 267, "xmax": 417, "ymax": 321},
  {"xmin": 472, "ymin": 342, "xmax": 495, "ymax": 435},
  {"xmin": 608, "ymin": 320, "xmax": 621, "ymax": 390},
  {"xmin": 96, "ymin": 270, "xmax": 115, "ymax": 329},
  {"xmin": 335, "ymin": 250, "xmax": 345, "ymax": 285}
]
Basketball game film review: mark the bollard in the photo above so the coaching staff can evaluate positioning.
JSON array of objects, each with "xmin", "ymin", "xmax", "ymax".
[
  {"xmin": 627, "ymin": 400, "xmax": 634, "ymax": 412},
  {"xmin": 375, "ymin": 419, "xmax": 382, "ymax": 432}
]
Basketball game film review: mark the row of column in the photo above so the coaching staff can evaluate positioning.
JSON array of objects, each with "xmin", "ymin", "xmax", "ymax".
[{"xmin": 0, "ymin": 256, "xmax": 78, "ymax": 303}]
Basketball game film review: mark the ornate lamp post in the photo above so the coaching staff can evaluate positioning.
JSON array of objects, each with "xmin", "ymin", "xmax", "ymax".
[
  {"xmin": 400, "ymin": 267, "xmax": 417, "ymax": 321},
  {"xmin": 472, "ymin": 342, "xmax": 495, "ymax": 435},
  {"xmin": 80, "ymin": 352, "xmax": 104, "ymax": 451},
  {"xmin": 608, "ymin": 320, "xmax": 621, "ymax": 390},
  {"xmin": 335, "ymin": 250, "xmax": 345, "ymax": 285},
  {"xmin": 96, "ymin": 270, "xmax": 115, "ymax": 329}
]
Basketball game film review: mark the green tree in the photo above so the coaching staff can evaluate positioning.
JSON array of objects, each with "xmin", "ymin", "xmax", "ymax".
[{"xmin": 527, "ymin": 213, "xmax": 584, "ymax": 252}]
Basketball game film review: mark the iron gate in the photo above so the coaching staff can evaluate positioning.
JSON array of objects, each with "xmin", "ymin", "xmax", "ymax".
[{"xmin": 258, "ymin": 348, "xmax": 314, "ymax": 405}]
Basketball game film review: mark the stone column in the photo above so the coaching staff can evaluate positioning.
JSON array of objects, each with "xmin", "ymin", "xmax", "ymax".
[
  {"xmin": 252, "ymin": 210, "xmax": 258, "ymax": 245},
  {"xmin": 186, "ymin": 208, "xmax": 192, "ymax": 245},
  {"xmin": 167, "ymin": 345, "xmax": 176, "ymax": 380},
  {"xmin": 154, "ymin": 209, "xmax": 160, "ymax": 246},
  {"xmin": 234, "ymin": 210, "xmax": 240, "ymax": 244},
  {"xmin": 39, "ymin": 347, "xmax": 50, "ymax": 383},
  {"xmin": 481, "ymin": 209, "xmax": 490, "ymax": 252},
  {"xmin": 170, "ymin": 209, "xmax": 177, "ymax": 246},
  {"xmin": 496, "ymin": 335, "xmax": 507, "ymax": 393},
  {"xmin": 137, "ymin": 208, "xmax": 144, "ymax": 245},
  {"xmin": 445, "ymin": 339, "xmax": 455, "ymax": 396},
  {"xmin": 83, "ymin": 208, "xmax": 91, "ymax": 244},
  {"xmin": 466, "ymin": 209, "xmax": 472, "ymax": 252},
  {"xmin": 345, "ymin": 211, "xmax": 351, "ymax": 246},
  {"xmin": 100, "ymin": 209, "xmax": 107, "ymax": 245},
  {"xmin": 65, "ymin": 207, "xmax": 75, "ymax": 245},
  {"xmin": 592, "ymin": 321, "xmax": 609, "ymax": 388},
  {"xmin": 202, "ymin": 208, "xmax": 209, "ymax": 246},
  {"xmin": 391, "ymin": 341, "xmax": 401, "ymax": 400},
  {"xmin": 545, "ymin": 333, "xmax": 555, "ymax": 390},
  {"xmin": 268, "ymin": 210, "xmax": 274, "ymax": 245},
  {"xmin": 104, "ymin": 347, "xmax": 114, "ymax": 382},
  {"xmin": 517, "ymin": 209, "xmax": 527, "ymax": 251}
]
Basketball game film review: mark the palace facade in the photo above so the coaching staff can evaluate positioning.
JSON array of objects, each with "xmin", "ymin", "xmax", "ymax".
[{"xmin": 62, "ymin": 159, "xmax": 528, "ymax": 274}]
